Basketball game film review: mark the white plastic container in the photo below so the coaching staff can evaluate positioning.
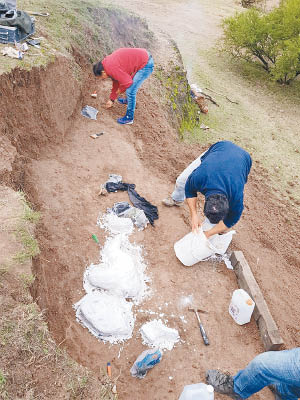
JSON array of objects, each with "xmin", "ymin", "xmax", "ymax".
[
  {"xmin": 179, "ymin": 383, "xmax": 214, "ymax": 400},
  {"xmin": 202, "ymin": 217, "xmax": 235, "ymax": 255},
  {"xmin": 174, "ymin": 230, "xmax": 217, "ymax": 266},
  {"xmin": 229, "ymin": 289, "xmax": 255, "ymax": 325}
]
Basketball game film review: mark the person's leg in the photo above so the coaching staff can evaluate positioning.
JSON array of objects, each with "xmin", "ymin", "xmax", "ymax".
[
  {"xmin": 234, "ymin": 349, "xmax": 300, "ymax": 399},
  {"xmin": 118, "ymin": 56, "xmax": 154, "ymax": 123},
  {"xmin": 171, "ymin": 151, "xmax": 207, "ymax": 203}
]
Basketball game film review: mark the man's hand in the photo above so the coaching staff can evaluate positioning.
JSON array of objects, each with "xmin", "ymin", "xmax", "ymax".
[
  {"xmin": 191, "ymin": 214, "xmax": 202, "ymax": 233},
  {"xmin": 186, "ymin": 197, "xmax": 202, "ymax": 233},
  {"xmin": 104, "ymin": 100, "xmax": 114, "ymax": 109}
]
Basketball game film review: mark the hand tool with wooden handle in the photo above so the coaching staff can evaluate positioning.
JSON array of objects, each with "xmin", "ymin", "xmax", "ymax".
[{"xmin": 189, "ymin": 307, "xmax": 210, "ymax": 346}]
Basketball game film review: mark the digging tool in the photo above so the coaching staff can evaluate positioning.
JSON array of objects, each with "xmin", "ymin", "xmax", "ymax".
[{"xmin": 189, "ymin": 308, "xmax": 210, "ymax": 346}]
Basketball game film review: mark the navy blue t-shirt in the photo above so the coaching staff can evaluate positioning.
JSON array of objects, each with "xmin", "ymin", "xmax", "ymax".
[{"xmin": 185, "ymin": 141, "xmax": 252, "ymax": 228}]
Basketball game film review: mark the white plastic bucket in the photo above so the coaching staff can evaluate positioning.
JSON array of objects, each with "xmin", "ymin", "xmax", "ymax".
[
  {"xmin": 174, "ymin": 230, "xmax": 217, "ymax": 267},
  {"xmin": 229, "ymin": 289, "xmax": 255, "ymax": 325}
]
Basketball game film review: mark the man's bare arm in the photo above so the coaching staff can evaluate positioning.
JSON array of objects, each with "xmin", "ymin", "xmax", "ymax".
[
  {"xmin": 186, "ymin": 197, "xmax": 202, "ymax": 232},
  {"xmin": 204, "ymin": 220, "xmax": 228, "ymax": 238}
]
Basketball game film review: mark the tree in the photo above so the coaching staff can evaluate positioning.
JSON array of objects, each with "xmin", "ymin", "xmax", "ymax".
[{"xmin": 222, "ymin": 0, "xmax": 300, "ymax": 83}]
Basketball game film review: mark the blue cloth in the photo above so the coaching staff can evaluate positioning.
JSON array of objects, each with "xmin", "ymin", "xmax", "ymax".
[
  {"xmin": 184, "ymin": 141, "xmax": 252, "ymax": 228},
  {"xmin": 125, "ymin": 55, "xmax": 154, "ymax": 119},
  {"xmin": 234, "ymin": 348, "xmax": 300, "ymax": 399}
]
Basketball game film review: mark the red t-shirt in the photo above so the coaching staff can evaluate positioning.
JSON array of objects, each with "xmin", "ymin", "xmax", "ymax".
[{"xmin": 102, "ymin": 48, "xmax": 149, "ymax": 100}]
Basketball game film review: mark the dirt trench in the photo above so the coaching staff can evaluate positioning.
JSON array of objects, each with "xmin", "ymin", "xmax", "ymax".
[
  {"xmin": 0, "ymin": 56, "xmax": 291, "ymax": 400},
  {"xmin": 0, "ymin": 18, "xmax": 299, "ymax": 400},
  {"xmin": 21, "ymin": 71, "xmax": 268, "ymax": 400}
]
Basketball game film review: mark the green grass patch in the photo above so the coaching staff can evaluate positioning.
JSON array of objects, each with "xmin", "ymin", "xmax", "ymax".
[
  {"xmin": 155, "ymin": 63, "xmax": 199, "ymax": 136},
  {"xmin": 20, "ymin": 272, "xmax": 35, "ymax": 288},
  {"xmin": 13, "ymin": 226, "xmax": 40, "ymax": 264}
]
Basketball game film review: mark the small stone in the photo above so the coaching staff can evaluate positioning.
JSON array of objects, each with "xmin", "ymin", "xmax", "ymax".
[{"xmin": 200, "ymin": 123, "xmax": 209, "ymax": 130}]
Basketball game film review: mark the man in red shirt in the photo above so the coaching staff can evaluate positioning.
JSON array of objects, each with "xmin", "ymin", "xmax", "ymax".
[{"xmin": 93, "ymin": 47, "xmax": 154, "ymax": 125}]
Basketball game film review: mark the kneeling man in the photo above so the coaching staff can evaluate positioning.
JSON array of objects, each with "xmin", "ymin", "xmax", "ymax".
[{"xmin": 163, "ymin": 141, "xmax": 252, "ymax": 238}]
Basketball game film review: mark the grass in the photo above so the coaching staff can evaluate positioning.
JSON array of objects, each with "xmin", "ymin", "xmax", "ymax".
[
  {"xmin": 18, "ymin": 191, "xmax": 41, "ymax": 223},
  {"xmin": 13, "ymin": 225, "xmax": 40, "ymax": 264},
  {"xmin": 20, "ymin": 272, "xmax": 35, "ymax": 288},
  {"xmin": 0, "ymin": 370, "xmax": 6, "ymax": 389},
  {"xmin": 0, "ymin": 300, "xmax": 109, "ymax": 398}
]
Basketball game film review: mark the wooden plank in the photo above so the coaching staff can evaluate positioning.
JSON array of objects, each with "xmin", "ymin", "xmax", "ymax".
[{"xmin": 230, "ymin": 251, "xmax": 284, "ymax": 351}]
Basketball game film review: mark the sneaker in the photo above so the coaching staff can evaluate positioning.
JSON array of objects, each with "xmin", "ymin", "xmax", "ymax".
[
  {"xmin": 206, "ymin": 370, "xmax": 242, "ymax": 399},
  {"xmin": 118, "ymin": 97, "xmax": 128, "ymax": 105},
  {"xmin": 117, "ymin": 115, "xmax": 133, "ymax": 125},
  {"xmin": 162, "ymin": 196, "xmax": 184, "ymax": 207}
]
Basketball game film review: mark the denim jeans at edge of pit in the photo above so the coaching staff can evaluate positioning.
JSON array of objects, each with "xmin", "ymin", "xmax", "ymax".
[
  {"xmin": 171, "ymin": 151, "xmax": 207, "ymax": 202},
  {"xmin": 125, "ymin": 56, "xmax": 154, "ymax": 120},
  {"xmin": 234, "ymin": 348, "xmax": 300, "ymax": 400}
]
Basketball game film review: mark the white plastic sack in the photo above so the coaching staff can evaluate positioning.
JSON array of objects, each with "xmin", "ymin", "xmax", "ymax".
[{"xmin": 209, "ymin": 230, "xmax": 235, "ymax": 255}]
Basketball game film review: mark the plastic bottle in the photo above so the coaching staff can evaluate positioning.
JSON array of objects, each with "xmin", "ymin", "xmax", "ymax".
[
  {"xmin": 179, "ymin": 383, "xmax": 214, "ymax": 400},
  {"xmin": 229, "ymin": 289, "xmax": 255, "ymax": 325}
]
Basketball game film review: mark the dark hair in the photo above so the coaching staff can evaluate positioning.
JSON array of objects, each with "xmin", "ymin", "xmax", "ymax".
[
  {"xmin": 93, "ymin": 61, "xmax": 104, "ymax": 76},
  {"xmin": 204, "ymin": 194, "xmax": 229, "ymax": 224}
]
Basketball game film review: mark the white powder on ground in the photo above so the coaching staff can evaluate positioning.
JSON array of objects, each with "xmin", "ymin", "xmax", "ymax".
[
  {"xmin": 75, "ymin": 212, "xmax": 150, "ymax": 344},
  {"xmin": 83, "ymin": 234, "xmax": 149, "ymax": 303},
  {"xmin": 140, "ymin": 319, "xmax": 180, "ymax": 351},
  {"xmin": 178, "ymin": 294, "xmax": 194, "ymax": 309},
  {"xmin": 74, "ymin": 292, "xmax": 134, "ymax": 344},
  {"xmin": 98, "ymin": 212, "xmax": 134, "ymax": 235}
]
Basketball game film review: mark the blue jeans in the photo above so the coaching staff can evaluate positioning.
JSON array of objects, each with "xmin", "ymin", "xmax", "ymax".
[
  {"xmin": 125, "ymin": 56, "xmax": 154, "ymax": 119},
  {"xmin": 234, "ymin": 348, "xmax": 300, "ymax": 399}
]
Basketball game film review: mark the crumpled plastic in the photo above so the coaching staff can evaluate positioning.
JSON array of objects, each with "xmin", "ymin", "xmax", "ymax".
[
  {"xmin": 130, "ymin": 348, "xmax": 162, "ymax": 379},
  {"xmin": 109, "ymin": 201, "xmax": 149, "ymax": 230},
  {"xmin": 105, "ymin": 181, "xmax": 136, "ymax": 192},
  {"xmin": 81, "ymin": 105, "xmax": 99, "ymax": 120},
  {"xmin": 128, "ymin": 187, "xmax": 158, "ymax": 226},
  {"xmin": 102, "ymin": 176, "xmax": 158, "ymax": 225},
  {"xmin": 1, "ymin": 46, "xmax": 22, "ymax": 59}
]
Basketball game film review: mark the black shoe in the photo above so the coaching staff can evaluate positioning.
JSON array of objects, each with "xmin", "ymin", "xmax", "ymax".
[{"xmin": 206, "ymin": 370, "xmax": 242, "ymax": 399}]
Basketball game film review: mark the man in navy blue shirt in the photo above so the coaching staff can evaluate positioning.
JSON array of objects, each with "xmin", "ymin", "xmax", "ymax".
[{"xmin": 163, "ymin": 141, "xmax": 252, "ymax": 238}]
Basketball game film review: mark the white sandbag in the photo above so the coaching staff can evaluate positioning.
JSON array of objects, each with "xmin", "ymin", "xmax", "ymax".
[
  {"xmin": 74, "ymin": 292, "xmax": 134, "ymax": 343},
  {"xmin": 209, "ymin": 230, "xmax": 236, "ymax": 255},
  {"xmin": 202, "ymin": 217, "xmax": 235, "ymax": 254},
  {"xmin": 174, "ymin": 216, "xmax": 236, "ymax": 266}
]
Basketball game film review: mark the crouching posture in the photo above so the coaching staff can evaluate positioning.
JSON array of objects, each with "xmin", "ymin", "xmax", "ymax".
[
  {"xmin": 206, "ymin": 348, "xmax": 300, "ymax": 399},
  {"xmin": 163, "ymin": 141, "xmax": 252, "ymax": 238},
  {"xmin": 93, "ymin": 47, "xmax": 154, "ymax": 125}
]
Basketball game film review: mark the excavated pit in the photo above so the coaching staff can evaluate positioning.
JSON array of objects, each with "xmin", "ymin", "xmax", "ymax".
[{"xmin": 1, "ymin": 10, "xmax": 300, "ymax": 399}]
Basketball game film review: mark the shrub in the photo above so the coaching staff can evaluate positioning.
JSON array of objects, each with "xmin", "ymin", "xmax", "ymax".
[{"xmin": 222, "ymin": 0, "xmax": 300, "ymax": 83}]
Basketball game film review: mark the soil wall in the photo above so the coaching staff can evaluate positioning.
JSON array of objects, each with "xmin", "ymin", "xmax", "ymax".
[{"xmin": 0, "ymin": 58, "xmax": 83, "ymax": 187}]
